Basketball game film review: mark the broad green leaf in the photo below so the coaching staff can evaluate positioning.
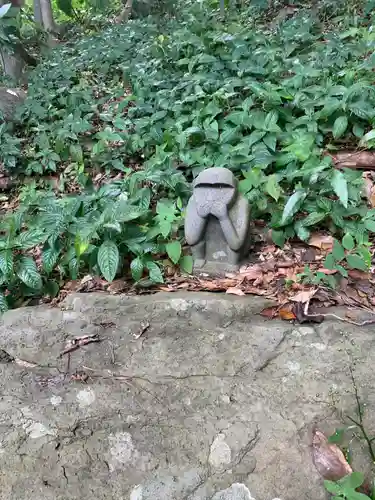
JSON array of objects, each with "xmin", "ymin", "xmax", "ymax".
[
  {"xmin": 328, "ymin": 428, "xmax": 345, "ymax": 444},
  {"xmin": 44, "ymin": 280, "xmax": 59, "ymax": 298},
  {"xmin": 179, "ymin": 255, "xmax": 193, "ymax": 274},
  {"xmin": 17, "ymin": 257, "xmax": 42, "ymax": 289},
  {"xmin": 264, "ymin": 110, "xmax": 280, "ymax": 132},
  {"xmin": 146, "ymin": 261, "xmax": 163, "ymax": 283},
  {"xmin": 252, "ymin": 143, "xmax": 273, "ymax": 167},
  {"xmin": 226, "ymin": 111, "xmax": 245, "ymax": 126},
  {"xmin": 332, "ymin": 116, "xmax": 348, "ymax": 139},
  {"xmin": 332, "ymin": 239, "xmax": 345, "ymax": 261},
  {"xmin": 271, "ymin": 230, "xmax": 285, "ymax": 247},
  {"xmin": 263, "ymin": 133, "xmax": 277, "ymax": 151},
  {"xmin": 166, "ymin": 241, "xmax": 181, "ymax": 264},
  {"xmin": 244, "ymin": 130, "xmax": 266, "ymax": 148},
  {"xmin": 281, "ymin": 190, "xmax": 306, "ymax": 225},
  {"xmin": 336, "ymin": 264, "xmax": 348, "ymax": 277},
  {"xmin": 360, "ymin": 129, "xmax": 375, "ymax": 146},
  {"xmin": 347, "ymin": 493, "xmax": 373, "ymax": 500},
  {"xmin": 131, "ymin": 257, "xmax": 143, "ymax": 281},
  {"xmin": 0, "ymin": 251, "xmax": 13, "ymax": 276},
  {"xmin": 338, "ymin": 472, "xmax": 364, "ymax": 490},
  {"xmin": 16, "ymin": 230, "xmax": 46, "ymax": 250},
  {"xmin": 42, "ymin": 247, "xmax": 60, "ymax": 274},
  {"xmin": 352, "ymin": 123, "xmax": 364, "ymax": 138},
  {"xmin": 346, "ymin": 254, "xmax": 368, "ymax": 271},
  {"xmin": 295, "ymin": 222, "xmax": 310, "ymax": 241},
  {"xmin": 364, "ymin": 220, "xmax": 375, "ymax": 232},
  {"xmin": 70, "ymin": 144, "xmax": 83, "ymax": 162},
  {"xmin": 342, "ymin": 233, "xmax": 355, "ymax": 250},
  {"xmin": 97, "ymin": 240, "xmax": 119, "ymax": 282},
  {"xmin": 302, "ymin": 212, "xmax": 326, "ymax": 226},
  {"xmin": 0, "ymin": 292, "xmax": 8, "ymax": 313},
  {"xmin": 265, "ymin": 175, "xmax": 281, "ymax": 201},
  {"xmin": 323, "ymin": 480, "xmax": 342, "ymax": 495},
  {"xmin": 324, "ymin": 253, "xmax": 336, "ymax": 270},
  {"xmin": 331, "ymin": 170, "xmax": 348, "ymax": 208}
]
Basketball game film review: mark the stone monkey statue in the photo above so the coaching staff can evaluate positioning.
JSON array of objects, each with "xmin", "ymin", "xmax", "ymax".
[{"xmin": 184, "ymin": 167, "xmax": 250, "ymax": 272}]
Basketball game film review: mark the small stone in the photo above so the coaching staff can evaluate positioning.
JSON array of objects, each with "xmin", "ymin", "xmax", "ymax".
[{"xmin": 212, "ymin": 483, "xmax": 255, "ymax": 500}]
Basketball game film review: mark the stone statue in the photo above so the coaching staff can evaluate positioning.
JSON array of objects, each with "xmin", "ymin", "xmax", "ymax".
[{"xmin": 184, "ymin": 167, "xmax": 251, "ymax": 274}]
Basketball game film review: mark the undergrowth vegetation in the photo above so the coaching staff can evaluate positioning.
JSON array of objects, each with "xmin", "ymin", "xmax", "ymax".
[{"xmin": 1, "ymin": 0, "xmax": 375, "ymax": 309}]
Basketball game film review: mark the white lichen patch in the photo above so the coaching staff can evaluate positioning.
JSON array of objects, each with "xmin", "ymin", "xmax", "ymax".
[
  {"xmin": 50, "ymin": 395, "xmax": 63, "ymax": 406},
  {"xmin": 108, "ymin": 432, "xmax": 135, "ymax": 472},
  {"xmin": 24, "ymin": 422, "xmax": 56, "ymax": 439},
  {"xmin": 130, "ymin": 484, "xmax": 143, "ymax": 500},
  {"xmin": 209, "ymin": 433, "xmax": 231, "ymax": 469},
  {"xmin": 76, "ymin": 388, "xmax": 96, "ymax": 407}
]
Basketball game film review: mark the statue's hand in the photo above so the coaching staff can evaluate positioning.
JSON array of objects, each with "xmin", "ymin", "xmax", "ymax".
[
  {"xmin": 210, "ymin": 202, "xmax": 228, "ymax": 221},
  {"xmin": 196, "ymin": 202, "xmax": 211, "ymax": 219}
]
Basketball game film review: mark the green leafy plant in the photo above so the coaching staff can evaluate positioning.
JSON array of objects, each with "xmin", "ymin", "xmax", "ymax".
[
  {"xmin": 325, "ymin": 472, "xmax": 371, "ymax": 499},
  {"xmin": 2, "ymin": 0, "xmax": 375, "ymax": 309}
]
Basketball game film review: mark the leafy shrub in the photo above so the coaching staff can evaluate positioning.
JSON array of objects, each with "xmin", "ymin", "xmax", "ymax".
[{"xmin": 2, "ymin": 1, "xmax": 375, "ymax": 308}]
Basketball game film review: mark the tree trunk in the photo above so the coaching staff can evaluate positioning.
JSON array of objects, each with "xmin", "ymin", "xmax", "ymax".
[
  {"xmin": 0, "ymin": 49, "xmax": 25, "ymax": 82},
  {"xmin": 115, "ymin": 0, "xmax": 133, "ymax": 23},
  {"xmin": 33, "ymin": 0, "xmax": 42, "ymax": 24},
  {"xmin": 39, "ymin": 0, "xmax": 56, "ymax": 33}
]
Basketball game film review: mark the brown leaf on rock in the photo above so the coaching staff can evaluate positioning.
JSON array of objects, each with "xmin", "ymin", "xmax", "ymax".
[
  {"xmin": 226, "ymin": 287, "xmax": 245, "ymax": 296},
  {"xmin": 312, "ymin": 429, "xmax": 352, "ymax": 481},
  {"xmin": 279, "ymin": 307, "xmax": 297, "ymax": 320},
  {"xmin": 308, "ymin": 233, "xmax": 334, "ymax": 251},
  {"xmin": 260, "ymin": 305, "xmax": 279, "ymax": 319},
  {"xmin": 290, "ymin": 288, "xmax": 317, "ymax": 303}
]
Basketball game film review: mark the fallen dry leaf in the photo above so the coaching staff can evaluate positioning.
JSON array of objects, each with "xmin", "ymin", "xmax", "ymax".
[
  {"xmin": 317, "ymin": 268, "xmax": 337, "ymax": 275},
  {"xmin": 279, "ymin": 307, "xmax": 297, "ymax": 320},
  {"xmin": 226, "ymin": 287, "xmax": 245, "ymax": 296},
  {"xmin": 348, "ymin": 269, "xmax": 370, "ymax": 280},
  {"xmin": 312, "ymin": 429, "xmax": 352, "ymax": 481},
  {"xmin": 260, "ymin": 305, "xmax": 279, "ymax": 318},
  {"xmin": 239, "ymin": 265, "xmax": 263, "ymax": 280},
  {"xmin": 308, "ymin": 233, "xmax": 334, "ymax": 251},
  {"xmin": 290, "ymin": 288, "xmax": 317, "ymax": 303}
]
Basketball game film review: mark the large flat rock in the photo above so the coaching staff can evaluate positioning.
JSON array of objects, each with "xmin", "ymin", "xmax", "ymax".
[{"xmin": 0, "ymin": 291, "xmax": 374, "ymax": 499}]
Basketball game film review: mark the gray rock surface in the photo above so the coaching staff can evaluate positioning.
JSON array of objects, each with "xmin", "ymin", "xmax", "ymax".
[
  {"xmin": 184, "ymin": 167, "xmax": 250, "ymax": 274},
  {"xmin": 0, "ymin": 291, "xmax": 374, "ymax": 500},
  {"xmin": 0, "ymin": 87, "xmax": 26, "ymax": 122}
]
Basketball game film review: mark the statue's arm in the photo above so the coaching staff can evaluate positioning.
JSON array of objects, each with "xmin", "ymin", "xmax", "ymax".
[
  {"xmin": 184, "ymin": 197, "xmax": 207, "ymax": 246},
  {"xmin": 220, "ymin": 198, "xmax": 250, "ymax": 251}
]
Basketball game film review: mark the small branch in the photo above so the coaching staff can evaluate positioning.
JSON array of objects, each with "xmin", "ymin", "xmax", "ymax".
[
  {"xmin": 303, "ymin": 301, "xmax": 375, "ymax": 326},
  {"xmin": 327, "ymin": 150, "xmax": 375, "ymax": 170},
  {"xmin": 347, "ymin": 366, "xmax": 375, "ymax": 464}
]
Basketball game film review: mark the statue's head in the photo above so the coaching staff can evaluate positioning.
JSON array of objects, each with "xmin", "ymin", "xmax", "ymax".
[{"xmin": 193, "ymin": 167, "xmax": 237, "ymax": 212}]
